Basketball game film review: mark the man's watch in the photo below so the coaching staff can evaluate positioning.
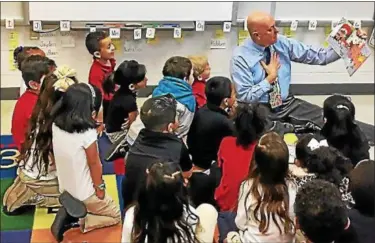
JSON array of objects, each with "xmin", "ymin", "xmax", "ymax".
[{"xmin": 95, "ymin": 183, "xmax": 106, "ymax": 191}]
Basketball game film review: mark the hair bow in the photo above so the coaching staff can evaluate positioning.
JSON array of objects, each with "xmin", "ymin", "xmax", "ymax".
[
  {"xmin": 307, "ymin": 138, "xmax": 329, "ymax": 151},
  {"xmin": 336, "ymin": 104, "xmax": 349, "ymax": 111},
  {"xmin": 53, "ymin": 65, "xmax": 77, "ymax": 92}
]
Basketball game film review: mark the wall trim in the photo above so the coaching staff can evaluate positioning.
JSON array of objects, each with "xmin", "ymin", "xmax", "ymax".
[{"xmin": 1, "ymin": 83, "xmax": 374, "ymax": 100}]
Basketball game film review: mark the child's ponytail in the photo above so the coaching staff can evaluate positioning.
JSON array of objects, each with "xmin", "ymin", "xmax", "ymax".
[{"xmin": 234, "ymin": 103, "xmax": 266, "ymax": 148}]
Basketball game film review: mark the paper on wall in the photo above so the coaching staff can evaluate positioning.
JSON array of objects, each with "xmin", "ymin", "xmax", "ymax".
[
  {"xmin": 238, "ymin": 29, "xmax": 249, "ymax": 46},
  {"xmin": 146, "ymin": 34, "xmax": 159, "ymax": 45},
  {"xmin": 210, "ymin": 29, "xmax": 226, "ymax": 49},
  {"xmin": 8, "ymin": 31, "xmax": 19, "ymax": 71},
  {"xmin": 124, "ymin": 38, "xmax": 143, "ymax": 53},
  {"xmin": 112, "ymin": 39, "xmax": 122, "ymax": 53},
  {"xmin": 283, "ymin": 27, "xmax": 296, "ymax": 38},
  {"xmin": 323, "ymin": 26, "xmax": 331, "ymax": 48},
  {"xmin": 9, "ymin": 31, "xmax": 19, "ymax": 50},
  {"xmin": 39, "ymin": 32, "xmax": 59, "ymax": 58},
  {"xmin": 60, "ymin": 31, "xmax": 76, "ymax": 48}
]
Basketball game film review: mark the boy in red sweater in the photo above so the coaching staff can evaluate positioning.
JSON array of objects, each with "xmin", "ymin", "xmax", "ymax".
[
  {"xmin": 85, "ymin": 31, "xmax": 116, "ymax": 121},
  {"xmin": 11, "ymin": 55, "xmax": 51, "ymax": 151},
  {"xmin": 188, "ymin": 55, "xmax": 211, "ymax": 109}
]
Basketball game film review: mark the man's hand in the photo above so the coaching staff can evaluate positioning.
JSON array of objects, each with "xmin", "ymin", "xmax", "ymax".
[
  {"xmin": 356, "ymin": 29, "xmax": 367, "ymax": 40},
  {"xmin": 260, "ymin": 53, "xmax": 281, "ymax": 84}
]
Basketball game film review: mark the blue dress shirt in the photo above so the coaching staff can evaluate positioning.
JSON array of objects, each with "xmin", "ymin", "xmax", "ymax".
[{"xmin": 230, "ymin": 35, "xmax": 341, "ymax": 103}]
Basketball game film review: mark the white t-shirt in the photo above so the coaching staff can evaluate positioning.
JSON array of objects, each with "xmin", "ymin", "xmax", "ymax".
[
  {"xmin": 235, "ymin": 179, "xmax": 297, "ymax": 243},
  {"xmin": 122, "ymin": 205, "xmax": 198, "ymax": 243},
  {"xmin": 52, "ymin": 124, "xmax": 98, "ymax": 201}
]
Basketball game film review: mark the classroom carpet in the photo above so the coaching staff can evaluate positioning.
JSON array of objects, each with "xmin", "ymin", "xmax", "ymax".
[
  {"xmin": 0, "ymin": 134, "xmax": 126, "ymax": 243},
  {"xmin": 0, "ymin": 133, "xmax": 299, "ymax": 243}
]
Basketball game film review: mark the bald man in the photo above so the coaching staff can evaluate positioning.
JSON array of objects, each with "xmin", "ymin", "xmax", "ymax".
[{"xmin": 230, "ymin": 12, "xmax": 374, "ymax": 143}]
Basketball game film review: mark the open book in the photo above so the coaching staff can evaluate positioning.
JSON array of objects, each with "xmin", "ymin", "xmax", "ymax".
[{"xmin": 327, "ymin": 18, "xmax": 372, "ymax": 76}]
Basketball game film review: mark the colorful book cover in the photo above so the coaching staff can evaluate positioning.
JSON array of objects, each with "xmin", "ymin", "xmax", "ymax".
[{"xmin": 327, "ymin": 18, "xmax": 372, "ymax": 76}]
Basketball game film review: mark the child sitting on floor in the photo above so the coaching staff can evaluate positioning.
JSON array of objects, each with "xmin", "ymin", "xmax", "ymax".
[
  {"xmin": 126, "ymin": 56, "xmax": 195, "ymax": 145},
  {"xmin": 86, "ymin": 30, "xmax": 116, "ymax": 121},
  {"xmin": 295, "ymin": 180, "xmax": 353, "ymax": 243},
  {"xmin": 102, "ymin": 60, "xmax": 147, "ymax": 160},
  {"xmin": 320, "ymin": 94, "xmax": 370, "ymax": 166},
  {"xmin": 186, "ymin": 76, "xmax": 237, "ymax": 209},
  {"xmin": 3, "ymin": 66, "xmax": 77, "ymax": 215},
  {"xmin": 348, "ymin": 160, "xmax": 375, "ymax": 243},
  {"xmin": 51, "ymin": 83, "xmax": 120, "ymax": 241},
  {"xmin": 11, "ymin": 55, "xmax": 52, "ymax": 151},
  {"xmin": 188, "ymin": 55, "xmax": 211, "ymax": 109},
  {"xmin": 235, "ymin": 132, "xmax": 296, "ymax": 243},
  {"xmin": 13, "ymin": 46, "xmax": 46, "ymax": 96},
  {"xmin": 215, "ymin": 103, "xmax": 266, "ymax": 212},
  {"xmin": 187, "ymin": 76, "xmax": 236, "ymax": 171},
  {"xmin": 122, "ymin": 162, "xmax": 218, "ymax": 243},
  {"xmin": 290, "ymin": 134, "xmax": 355, "ymax": 208},
  {"xmin": 122, "ymin": 95, "xmax": 193, "ymax": 210}
]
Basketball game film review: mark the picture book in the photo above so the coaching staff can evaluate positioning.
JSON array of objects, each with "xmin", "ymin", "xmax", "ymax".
[{"xmin": 327, "ymin": 18, "xmax": 372, "ymax": 76}]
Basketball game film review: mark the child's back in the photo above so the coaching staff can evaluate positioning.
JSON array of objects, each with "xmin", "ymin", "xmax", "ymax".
[
  {"xmin": 12, "ymin": 55, "xmax": 50, "ymax": 150},
  {"xmin": 321, "ymin": 95, "xmax": 370, "ymax": 166},
  {"xmin": 349, "ymin": 160, "xmax": 375, "ymax": 243},
  {"xmin": 123, "ymin": 95, "xmax": 193, "ymax": 209},
  {"xmin": 126, "ymin": 56, "xmax": 196, "ymax": 145}
]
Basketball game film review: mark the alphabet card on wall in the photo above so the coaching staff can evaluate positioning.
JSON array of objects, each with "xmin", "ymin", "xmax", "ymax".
[
  {"xmin": 196, "ymin": 21, "xmax": 205, "ymax": 31},
  {"xmin": 223, "ymin": 22, "xmax": 231, "ymax": 33},
  {"xmin": 173, "ymin": 28, "xmax": 182, "ymax": 39},
  {"xmin": 210, "ymin": 29, "xmax": 226, "ymax": 49},
  {"xmin": 308, "ymin": 20, "xmax": 317, "ymax": 30},
  {"xmin": 146, "ymin": 28, "xmax": 156, "ymax": 39},
  {"xmin": 60, "ymin": 21, "xmax": 71, "ymax": 32},
  {"xmin": 134, "ymin": 29, "xmax": 142, "ymax": 40},
  {"xmin": 110, "ymin": 28, "xmax": 121, "ymax": 39},
  {"xmin": 5, "ymin": 19, "xmax": 15, "ymax": 29}
]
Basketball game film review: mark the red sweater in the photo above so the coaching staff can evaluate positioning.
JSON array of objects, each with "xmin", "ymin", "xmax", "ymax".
[
  {"xmin": 215, "ymin": 136, "xmax": 256, "ymax": 212},
  {"xmin": 88, "ymin": 58, "xmax": 116, "ymax": 101},
  {"xmin": 11, "ymin": 90, "xmax": 38, "ymax": 151},
  {"xmin": 192, "ymin": 79, "xmax": 207, "ymax": 109}
]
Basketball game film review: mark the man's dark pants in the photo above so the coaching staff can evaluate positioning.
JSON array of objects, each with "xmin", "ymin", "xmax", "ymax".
[{"xmin": 260, "ymin": 95, "xmax": 374, "ymax": 144}]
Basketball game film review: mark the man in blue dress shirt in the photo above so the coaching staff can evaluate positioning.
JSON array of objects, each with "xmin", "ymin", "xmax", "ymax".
[{"xmin": 231, "ymin": 11, "xmax": 374, "ymax": 143}]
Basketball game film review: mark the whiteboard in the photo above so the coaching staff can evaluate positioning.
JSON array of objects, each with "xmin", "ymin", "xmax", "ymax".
[
  {"xmin": 275, "ymin": 2, "xmax": 375, "ymax": 20},
  {"xmin": 0, "ymin": 2, "xmax": 24, "ymax": 20},
  {"xmin": 29, "ymin": 2, "xmax": 233, "ymax": 22},
  {"xmin": 237, "ymin": 1, "xmax": 273, "ymax": 20}
]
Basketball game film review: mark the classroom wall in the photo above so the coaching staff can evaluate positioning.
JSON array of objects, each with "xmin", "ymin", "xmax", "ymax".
[{"xmin": 1, "ymin": 25, "xmax": 374, "ymax": 89}]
